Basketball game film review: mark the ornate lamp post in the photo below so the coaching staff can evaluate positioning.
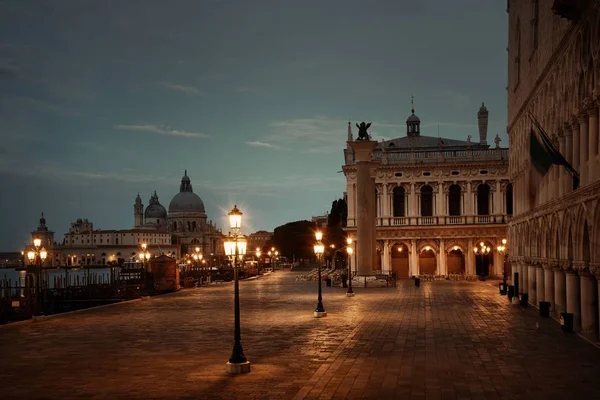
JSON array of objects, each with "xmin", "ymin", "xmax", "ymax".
[
  {"xmin": 255, "ymin": 248, "xmax": 261, "ymax": 275},
  {"xmin": 313, "ymin": 231, "xmax": 326, "ymax": 317},
  {"xmin": 139, "ymin": 243, "xmax": 150, "ymax": 292},
  {"xmin": 224, "ymin": 205, "xmax": 250, "ymax": 374},
  {"xmin": 346, "ymin": 237, "xmax": 354, "ymax": 297},
  {"xmin": 497, "ymin": 238, "xmax": 508, "ymax": 289},
  {"xmin": 26, "ymin": 237, "xmax": 47, "ymax": 315},
  {"xmin": 473, "ymin": 241, "xmax": 491, "ymax": 277}
]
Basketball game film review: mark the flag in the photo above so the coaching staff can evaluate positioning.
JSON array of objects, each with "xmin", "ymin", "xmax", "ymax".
[{"xmin": 528, "ymin": 113, "xmax": 579, "ymax": 203}]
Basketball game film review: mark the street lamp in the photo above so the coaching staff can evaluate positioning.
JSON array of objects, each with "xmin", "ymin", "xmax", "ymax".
[
  {"xmin": 313, "ymin": 231, "xmax": 326, "ymax": 317},
  {"xmin": 224, "ymin": 205, "xmax": 250, "ymax": 374},
  {"xmin": 473, "ymin": 241, "xmax": 491, "ymax": 276},
  {"xmin": 346, "ymin": 237, "xmax": 354, "ymax": 297},
  {"xmin": 255, "ymin": 248, "xmax": 261, "ymax": 275},
  {"xmin": 497, "ymin": 238, "xmax": 508, "ymax": 283},
  {"xmin": 27, "ymin": 238, "xmax": 47, "ymax": 315}
]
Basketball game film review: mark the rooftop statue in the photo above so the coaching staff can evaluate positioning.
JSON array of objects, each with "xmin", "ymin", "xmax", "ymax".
[{"xmin": 355, "ymin": 122, "xmax": 372, "ymax": 141}]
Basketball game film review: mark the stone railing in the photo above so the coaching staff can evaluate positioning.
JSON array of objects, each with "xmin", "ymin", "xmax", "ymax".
[
  {"xmin": 365, "ymin": 148, "xmax": 509, "ymax": 165},
  {"xmin": 349, "ymin": 215, "xmax": 510, "ymax": 228}
]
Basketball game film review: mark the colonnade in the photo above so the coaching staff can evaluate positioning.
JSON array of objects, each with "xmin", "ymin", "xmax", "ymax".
[{"xmin": 512, "ymin": 260, "xmax": 600, "ymax": 338}]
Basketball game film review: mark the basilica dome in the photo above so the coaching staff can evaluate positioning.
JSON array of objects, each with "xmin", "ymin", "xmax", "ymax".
[
  {"xmin": 144, "ymin": 191, "xmax": 167, "ymax": 219},
  {"xmin": 168, "ymin": 171, "xmax": 206, "ymax": 214}
]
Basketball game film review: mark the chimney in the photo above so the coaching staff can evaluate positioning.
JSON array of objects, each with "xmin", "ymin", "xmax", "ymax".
[{"xmin": 478, "ymin": 102, "xmax": 488, "ymax": 146}]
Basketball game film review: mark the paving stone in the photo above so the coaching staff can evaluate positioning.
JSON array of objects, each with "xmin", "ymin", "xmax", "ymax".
[{"xmin": 2, "ymin": 272, "xmax": 600, "ymax": 399}]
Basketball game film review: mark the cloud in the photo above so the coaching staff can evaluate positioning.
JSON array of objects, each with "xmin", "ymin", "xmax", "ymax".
[
  {"xmin": 245, "ymin": 141, "xmax": 284, "ymax": 150},
  {"xmin": 114, "ymin": 124, "xmax": 210, "ymax": 138},
  {"xmin": 158, "ymin": 81, "xmax": 203, "ymax": 95}
]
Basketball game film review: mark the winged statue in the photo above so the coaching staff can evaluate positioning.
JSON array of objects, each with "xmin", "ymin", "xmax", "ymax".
[{"xmin": 355, "ymin": 122, "xmax": 372, "ymax": 140}]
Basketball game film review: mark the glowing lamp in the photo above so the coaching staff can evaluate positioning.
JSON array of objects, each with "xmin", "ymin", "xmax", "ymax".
[
  {"xmin": 33, "ymin": 238, "xmax": 41, "ymax": 248},
  {"xmin": 228, "ymin": 205, "xmax": 242, "ymax": 230},
  {"xmin": 347, "ymin": 247, "xmax": 353, "ymax": 255},
  {"xmin": 315, "ymin": 231, "xmax": 323, "ymax": 241},
  {"xmin": 346, "ymin": 237, "xmax": 352, "ymax": 245},
  {"xmin": 40, "ymin": 248, "xmax": 48, "ymax": 261},
  {"xmin": 141, "ymin": 243, "xmax": 147, "ymax": 251},
  {"xmin": 314, "ymin": 243, "xmax": 324, "ymax": 255},
  {"xmin": 27, "ymin": 251, "xmax": 35, "ymax": 261}
]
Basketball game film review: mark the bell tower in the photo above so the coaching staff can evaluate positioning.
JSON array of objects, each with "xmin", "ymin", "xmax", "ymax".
[
  {"xmin": 406, "ymin": 95, "xmax": 421, "ymax": 137},
  {"xmin": 134, "ymin": 193, "xmax": 144, "ymax": 228}
]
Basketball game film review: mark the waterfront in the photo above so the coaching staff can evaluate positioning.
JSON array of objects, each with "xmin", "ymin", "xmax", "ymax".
[{"xmin": 0, "ymin": 267, "xmax": 113, "ymax": 289}]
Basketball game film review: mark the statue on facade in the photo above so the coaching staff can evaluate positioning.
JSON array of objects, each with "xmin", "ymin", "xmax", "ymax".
[
  {"xmin": 494, "ymin": 134, "xmax": 501, "ymax": 148},
  {"xmin": 355, "ymin": 122, "xmax": 372, "ymax": 140},
  {"xmin": 466, "ymin": 135, "xmax": 472, "ymax": 149}
]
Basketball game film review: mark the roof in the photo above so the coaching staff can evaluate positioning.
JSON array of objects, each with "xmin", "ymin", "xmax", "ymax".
[{"xmin": 377, "ymin": 135, "xmax": 486, "ymax": 150}]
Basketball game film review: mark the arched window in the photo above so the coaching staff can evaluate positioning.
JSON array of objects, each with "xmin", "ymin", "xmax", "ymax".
[
  {"xmin": 477, "ymin": 184, "xmax": 490, "ymax": 215},
  {"xmin": 192, "ymin": 221, "xmax": 197, "ymax": 231},
  {"xmin": 448, "ymin": 184, "xmax": 461, "ymax": 216},
  {"xmin": 172, "ymin": 221, "xmax": 177, "ymax": 231},
  {"xmin": 506, "ymin": 183, "xmax": 513, "ymax": 215},
  {"xmin": 420, "ymin": 185, "xmax": 433, "ymax": 217},
  {"xmin": 393, "ymin": 186, "xmax": 405, "ymax": 217}
]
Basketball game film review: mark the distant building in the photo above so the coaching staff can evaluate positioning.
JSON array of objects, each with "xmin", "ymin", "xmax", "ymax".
[
  {"xmin": 247, "ymin": 230, "xmax": 273, "ymax": 252},
  {"xmin": 25, "ymin": 171, "xmax": 225, "ymax": 267},
  {"xmin": 312, "ymin": 214, "xmax": 328, "ymax": 229},
  {"xmin": 343, "ymin": 103, "xmax": 510, "ymax": 278}
]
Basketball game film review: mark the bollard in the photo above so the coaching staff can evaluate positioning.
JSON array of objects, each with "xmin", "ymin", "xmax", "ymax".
[
  {"xmin": 507, "ymin": 285, "xmax": 515, "ymax": 301},
  {"xmin": 414, "ymin": 278, "xmax": 420, "ymax": 288},
  {"xmin": 539, "ymin": 301, "xmax": 551, "ymax": 317},
  {"xmin": 560, "ymin": 313, "xmax": 574, "ymax": 332}
]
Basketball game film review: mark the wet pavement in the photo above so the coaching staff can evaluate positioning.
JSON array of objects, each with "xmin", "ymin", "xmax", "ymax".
[{"xmin": 1, "ymin": 270, "xmax": 600, "ymax": 400}]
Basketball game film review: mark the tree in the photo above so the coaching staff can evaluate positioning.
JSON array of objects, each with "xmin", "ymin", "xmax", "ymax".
[{"xmin": 267, "ymin": 220, "xmax": 317, "ymax": 260}]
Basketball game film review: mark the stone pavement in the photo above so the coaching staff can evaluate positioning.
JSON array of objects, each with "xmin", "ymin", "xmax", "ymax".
[{"xmin": 1, "ymin": 271, "xmax": 600, "ymax": 400}]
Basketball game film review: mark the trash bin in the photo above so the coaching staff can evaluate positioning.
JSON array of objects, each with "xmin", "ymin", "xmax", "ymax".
[
  {"xmin": 507, "ymin": 285, "xmax": 515, "ymax": 301},
  {"xmin": 560, "ymin": 312, "xmax": 574, "ymax": 332},
  {"xmin": 415, "ymin": 278, "xmax": 421, "ymax": 287},
  {"xmin": 519, "ymin": 293, "xmax": 529, "ymax": 307},
  {"xmin": 325, "ymin": 278, "xmax": 332, "ymax": 287},
  {"xmin": 539, "ymin": 301, "xmax": 551, "ymax": 317}
]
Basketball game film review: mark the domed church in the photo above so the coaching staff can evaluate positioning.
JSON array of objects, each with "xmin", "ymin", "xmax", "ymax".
[{"xmin": 134, "ymin": 170, "xmax": 223, "ymax": 255}]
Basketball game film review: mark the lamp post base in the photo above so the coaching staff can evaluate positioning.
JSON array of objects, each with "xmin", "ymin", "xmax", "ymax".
[
  {"xmin": 346, "ymin": 292, "xmax": 355, "ymax": 297},
  {"xmin": 313, "ymin": 311, "xmax": 327, "ymax": 318},
  {"xmin": 226, "ymin": 361, "xmax": 251, "ymax": 374}
]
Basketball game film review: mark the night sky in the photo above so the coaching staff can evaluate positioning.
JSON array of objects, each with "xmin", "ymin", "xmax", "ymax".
[{"xmin": 0, "ymin": 0, "xmax": 507, "ymax": 250}]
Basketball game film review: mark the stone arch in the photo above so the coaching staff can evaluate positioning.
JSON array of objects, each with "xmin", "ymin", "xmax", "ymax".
[
  {"xmin": 444, "ymin": 239, "xmax": 467, "ymax": 254},
  {"xmin": 417, "ymin": 240, "xmax": 439, "ymax": 254},
  {"xmin": 572, "ymin": 204, "xmax": 590, "ymax": 261},
  {"xmin": 390, "ymin": 240, "xmax": 412, "ymax": 253}
]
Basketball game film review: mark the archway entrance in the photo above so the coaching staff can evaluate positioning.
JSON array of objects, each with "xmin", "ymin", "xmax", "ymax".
[
  {"xmin": 419, "ymin": 247, "xmax": 436, "ymax": 276},
  {"xmin": 447, "ymin": 248, "xmax": 465, "ymax": 275},
  {"xmin": 391, "ymin": 243, "xmax": 409, "ymax": 279}
]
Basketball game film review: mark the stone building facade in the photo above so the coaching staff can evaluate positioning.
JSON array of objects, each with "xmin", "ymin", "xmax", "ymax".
[
  {"xmin": 343, "ymin": 104, "xmax": 511, "ymax": 278},
  {"xmin": 507, "ymin": 1, "xmax": 600, "ymax": 337}
]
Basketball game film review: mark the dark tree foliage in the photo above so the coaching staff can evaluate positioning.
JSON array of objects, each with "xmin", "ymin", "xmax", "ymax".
[
  {"xmin": 326, "ymin": 198, "xmax": 348, "ymax": 265},
  {"xmin": 266, "ymin": 220, "xmax": 317, "ymax": 260}
]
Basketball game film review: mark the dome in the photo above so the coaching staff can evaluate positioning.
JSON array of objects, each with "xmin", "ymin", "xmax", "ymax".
[
  {"xmin": 168, "ymin": 191, "xmax": 206, "ymax": 213},
  {"xmin": 406, "ymin": 112, "xmax": 420, "ymax": 123},
  {"xmin": 168, "ymin": 171, "xmax": 206, "ymax": 214},
  {"xmin": 145, "ymin": 203, "xmax": 167, "ymax": 219}
]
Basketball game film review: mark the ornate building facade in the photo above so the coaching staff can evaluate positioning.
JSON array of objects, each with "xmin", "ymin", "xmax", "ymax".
[
  {"xmin": 26, "ymin": 171, "xmax": 224, "ymax": 267},
  {"xmin": 343, "ymin": 104, "xmax": 511, "ymax": 278},
  {"xmin": 507, "ymin": 1, "xmax": 600, "ymax": 337}
]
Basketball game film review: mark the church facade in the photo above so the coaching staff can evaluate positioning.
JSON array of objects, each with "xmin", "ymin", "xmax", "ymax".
[
  {"xmin": 507, "ymin": 1, "xmax": 600, "ymax": 337},
  {"xmin": 343, "ymin": 104, "xmax": 511, "ymax": 278},
  {"xmin": 28, "ymin": 171, "xmax": 224, "ymax": 267}
]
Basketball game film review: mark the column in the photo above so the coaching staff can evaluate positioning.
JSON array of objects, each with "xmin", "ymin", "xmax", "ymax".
[
  {"xmin": 465, "ymin": 182, "xmax": 472, "ymax": 222},
  {"xmin": 439, "ymin": 239, "xmax": 446, "ymax": 276},
  {"xmin": 349, "ymin": 140, "xmax": 378, "ymax": 276},
  {"xmin": 536, "ymin": 265, "xmax": 545, "ymax": 303},
  {"xmin": 492, "ymin": 250, "xmax": 502, "ymax": 278},
  {"xmin": 564, "ymin": 124, "xmax": 574, "ymax": 193},
  {"xmin": 409, "ymin": 183, "xmax": 416, "ymax": 218},
  {"xmin": 544, "ymin": 265, "xmax": 555, "ymax": 311},
  {"xmin": 512, "ymin": 261, "xmax": 520, "ymax": 290},
  {"xmin": 554, "ymin": 267, "xmax": 566, "ymax": 316},
  {"xmin": 588, "ymin": 97, "xmax": 599, "ymax": 181},
  {"xmin": 558, "ymin": 132, "xmax": 567, "ymax": 197},
  {"xmin": 579, "ymin": 109, "xmax": 589, "ymax": 186},
  {"xmin": 572, "ymin": 117, "xmax": 580, "ymax": 186},
  {"xmin": 521, "ymin": 261, "xmax": 528, "ymax": 295},
  {"xmin": 580, "ymin": 271, "xmax": 598, "ymax": 335},
  {"xmin": 410, "ymin": 239, "xmax": 418, "ymax": 277},
  {"xmin": 466, "ymin": 239, "xmax": 475, "ymax": 276},
  {"xmin": 528, "ymin": 264, "xmax": 537, "ymax": 304},
  {"xmin": 382, "ymin": 183, "xmax": 389, "ymax": 218},
  {"xmin": 438, "ymin": 183, "xmax": 445, "ymax": 218},
  {"xmin": 382, "ymin": 240, "xmax": 390, "ymax": 274},
  {"xmin": 347, "ymin": 182, "xmax": 355, "ymax": 227},
  {"xmin": 566, "ymin": 269, "xmax": 581, "ymax": 331},
  {"xmin": 494, "ymin": 180, "xmax": 501, "ymax": 217}
]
